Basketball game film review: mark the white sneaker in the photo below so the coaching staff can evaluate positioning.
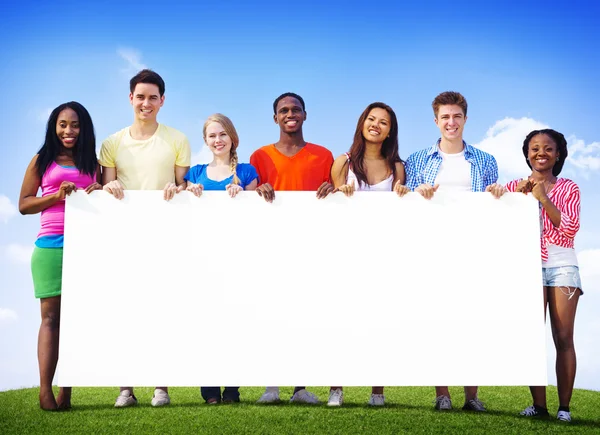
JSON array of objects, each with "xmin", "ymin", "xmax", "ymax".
[
  {"xmin": 114, "ymin": 390, "xmax": 137, "ymax": 408},
  {"xmin": 368, "ymin": 393, "xmax": 385, "ymax": 406},
  {"xmin": 328, "ymin": 389, "xmax": 343, "ymax": 407},
  {"xmin": 151, "ymin": 389, "xmax": 171, "ymax": 407},
  {"xmin": 290, "ymin": 389, "xmax": 319, "ymax": 404},
  {"xmin": 257, "ymin": 388, "xmax": 280, "ymax": 404},
  {"xmin": 557, "ymin": 410, "xmax": 571, "ymax": 422}
]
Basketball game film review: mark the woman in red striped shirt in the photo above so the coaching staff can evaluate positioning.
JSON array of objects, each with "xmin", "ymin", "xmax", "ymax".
[{"xmin": 489, "ymin": 128, "xmax": 582, "ymax": 423}]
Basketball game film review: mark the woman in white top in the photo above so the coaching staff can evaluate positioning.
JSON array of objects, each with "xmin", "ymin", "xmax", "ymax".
[
  {"xmin": 328, "ymin": 102, "xmax": 409, "ymax": 407},
  {"xmin": 331, "ymin": 102, "xmax": 408, "ymax": 197}
]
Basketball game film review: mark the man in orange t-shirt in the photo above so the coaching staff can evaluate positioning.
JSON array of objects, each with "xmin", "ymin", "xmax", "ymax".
[
  {"xmin": 251, "ymin": 93, "xmax": 333, "ymax": 405},
  {"xmin": 250, "ymin": 92, "xmax": 334, "ymax": 202}
]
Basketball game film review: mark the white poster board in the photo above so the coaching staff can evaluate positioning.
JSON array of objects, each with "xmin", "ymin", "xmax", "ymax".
[{"xmin": 57, "ymin": 191, "xmax": 547, "ymax": 386}]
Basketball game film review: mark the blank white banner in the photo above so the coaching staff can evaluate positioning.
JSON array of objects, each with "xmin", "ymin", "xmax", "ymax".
[{"xmin": 56, "ymin": 190, "xmax": 547, "ymax": 387}]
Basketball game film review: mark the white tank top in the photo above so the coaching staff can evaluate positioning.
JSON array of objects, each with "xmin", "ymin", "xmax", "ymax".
[
  {"xmin": 345, "ymin": 153, "xmax": 394, "ymax": 191},
  {"xmin": 544, "ymin": 244, "xmax": 578, "ymax": 267}
]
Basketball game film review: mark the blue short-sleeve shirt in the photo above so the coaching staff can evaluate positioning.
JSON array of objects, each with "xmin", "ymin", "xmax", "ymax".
[
  {"xmin": 405, "ymin": 140, "xmax": 498, "ymax": 192},
  {"xmin": 184, "ymin": 163, "xmax": 258, "ymax": 190}
]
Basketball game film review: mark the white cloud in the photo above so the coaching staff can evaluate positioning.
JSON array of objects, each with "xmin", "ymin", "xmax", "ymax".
[
  {"xmin": 191, "ymin": 145, "xmax": 213, "ymax": 166},
  {"xmin": 117, "ymin": 47, "xmax": 147, "ymax": 75},
  {"xmin": 474, "ymin": 117, "xmax": 600, "ymax": 182},
  {"xmin": 4, "ymin": 244, "xmax": 33, "ymax": 265},
  {"xmin": 0, "ymin": 308, "xmax": 18, "ymax": 324},
  {"xmin": 0, "ymin": 195, "xmax": 18, "ymax": 224},
  {"xmin": 566, "ymin": 137, "xmax": 600, "ymax": 175},
  {"xmin": 474, "ymin": 117, "xmax": 548, "ymax": 181}
]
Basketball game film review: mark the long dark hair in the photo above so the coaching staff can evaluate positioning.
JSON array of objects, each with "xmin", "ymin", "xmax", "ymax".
[
  {"xmin": 346, "ymin": 102, "xmax": 402, "ymax": 187},
  {"xmin": 522, "ymin": 129, "xmax": 568, "ymax": 176},
  {"xmin": 36, "ymin": 101, "xmax": 97, "ymax": 178}
]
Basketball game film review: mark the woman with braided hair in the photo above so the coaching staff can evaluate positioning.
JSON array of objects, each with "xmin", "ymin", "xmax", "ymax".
[
  {"xmin": 184, "ymin": 113, "xmax": 257, "ymax": 404},
  {"xmin": 184, "ymin": 113, "xmax": 258, "ymax": 199}
]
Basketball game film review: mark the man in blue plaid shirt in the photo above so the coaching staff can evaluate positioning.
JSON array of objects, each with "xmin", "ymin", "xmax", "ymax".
[
  {"xmin": 405, "ymin": 91, "xmax": 498, "ymax": 199},
  {"xmin": 405, "ymin": 91, "xmax": 497, "ymax": 412}
]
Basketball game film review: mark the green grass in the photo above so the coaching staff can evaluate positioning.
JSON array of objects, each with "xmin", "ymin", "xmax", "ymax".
[{"xmin": 1, "ymin": 386, "xmax": 598, "ymax": 434}]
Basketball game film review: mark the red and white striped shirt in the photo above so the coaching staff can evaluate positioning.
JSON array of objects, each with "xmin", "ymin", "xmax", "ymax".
[{"xmin": 506, "ymin": 178, "xmax": 580, "ymax": 262}]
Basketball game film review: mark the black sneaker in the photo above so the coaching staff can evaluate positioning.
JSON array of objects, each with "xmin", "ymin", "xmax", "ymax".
[
  {"xmin": 520, "ymin": 405, "xmax": 550, "ymax": 417},
  {"xmin": 463, "ymin": 398, "xmax": 487, "ymax": 412}
]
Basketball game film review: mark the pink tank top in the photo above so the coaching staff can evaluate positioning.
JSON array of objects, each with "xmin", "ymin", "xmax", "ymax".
[{"xmin": 37, "ymin": 162, "xmax": 96, "ymax": 238}]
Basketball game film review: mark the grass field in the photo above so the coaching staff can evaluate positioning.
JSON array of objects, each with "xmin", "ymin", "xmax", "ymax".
[{"xmin": 0, "ymin": 386, "xmax": 598, "ymax": 434}]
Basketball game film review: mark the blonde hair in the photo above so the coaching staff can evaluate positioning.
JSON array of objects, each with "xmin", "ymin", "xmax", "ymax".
[{"xmin": 203, "ymin": 113, "xmax": 241, "ymax": 185}]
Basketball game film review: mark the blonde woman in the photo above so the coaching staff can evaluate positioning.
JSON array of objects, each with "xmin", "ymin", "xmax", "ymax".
[
  {"xmin": 185, "ymin": 113, "xmax": 258, "ymax": 199},
  {"xmin": 185, "ymin": 114, "xmax": 257, "ymax": 404}
]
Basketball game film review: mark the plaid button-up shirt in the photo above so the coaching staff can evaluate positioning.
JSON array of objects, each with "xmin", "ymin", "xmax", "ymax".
[{"xmin": 405, "ymin": 140, "xmax": 498, "ymax": 192}]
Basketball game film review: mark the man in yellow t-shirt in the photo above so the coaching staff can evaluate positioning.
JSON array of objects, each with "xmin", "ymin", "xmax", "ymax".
[
  {"xmin": 99, "ymin": 69, "xmax": 191, "ymax": 408},
  {"xmin": 100, "ymin": 69, "xmax": 191, "ymax": 201}
]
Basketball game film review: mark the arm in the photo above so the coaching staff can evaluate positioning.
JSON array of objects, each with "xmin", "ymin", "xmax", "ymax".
[
  {"xmin": 227, "ymin": 166, "xmax": 257, "ymax": 198},
  {"xmin": 539, "ymin": 195, "xmax": 562, "ymax": 228},
  {"xmin": 406, "ymin": 150, "xmax": 439, "ymax": 198},
  {"xmin": 330, "ymin": 155, "xmax": 354, "ymax": 197},
  {"xmin": 102, "ymin": 166, "xmax": 124, "ymax": 199},
  {"xmin": 393, "ymin": 161, "xmax": 410, "ymax": 197},
  {"xmin": 95, "ymin": 163, "xmax": 102, "ymax": 184},
  {"xmin": 250, "ymin": 150, "xmax": 275, "ymax": 202},
  {"xmin": 84, "ymin": 164, "xmax": 103, "ymax": 194},
  {"xmin": 175, "ymin": 165, "xmax": 189, "ymax": 189},
  {"xmin": 554, "ymin": 184, "xmax": 581, "ymax": 238},
  {"xmin": 392, "ymin": 161, "xmax": 406, "ymax": 186},
  {"xmin": 330, "ymin": 155, "xmax": 349, "ymax": 188},
  {"xmin": 534, "ymin": 182, "xmax": 580, "ymax": 235},
  {"xmin": 244, "ymin": 179, "xmax": 258, "ymax": 191},
  {"xmin": 484, "ymin": 155, "xmax": 499, "ymax": 187},
  {"xmin": 404, "ymin": 154, "xmax": 420, "ymax": 191},
  {"xmin": 249, "ymin": 151, "xmax": 264, "ymax": 186},
  {"xmin": 102, "ymin": 166, "xmax": 116, "ymax": 185},
  {"xmin": 324, "ymin": 151, "xmax": 335, "ymax": 184},
  {"xmin": 19, "ymin": 155, "xmax": 71, "ymax": 215},
  {"xmin": 315, "ymin": 151, "xmax": 336, "ymax": 199},
  {"xmin": 163, "ymin": 165, "xmax": 190, "ymax": 201}
]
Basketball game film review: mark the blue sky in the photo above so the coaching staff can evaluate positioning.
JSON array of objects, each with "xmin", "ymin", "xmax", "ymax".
[{"xmin": 1, "ymin": 1, "xmax": 599, "ymax": 392}]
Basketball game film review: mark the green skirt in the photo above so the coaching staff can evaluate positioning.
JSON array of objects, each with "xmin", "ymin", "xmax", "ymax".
[{"xmin": 31, "ymin": 246, "xmax": 63, "ymax": 298}]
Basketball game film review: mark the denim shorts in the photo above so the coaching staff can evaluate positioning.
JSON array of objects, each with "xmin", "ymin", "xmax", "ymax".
[{"xmin": 542, "ymin": 265, "xmax": 583, "ymax": 293}]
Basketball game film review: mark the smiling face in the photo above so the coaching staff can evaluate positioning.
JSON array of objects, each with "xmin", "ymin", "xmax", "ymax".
[
  {"xmin": 274, "ymin": 96, "xmax": 306, "ymax": 133},
  {"xmin": 527, "ymin": 133, "xmax": 559, "ymax": 173},
  {"xmin": 362, "ymin": 107, "xmax": 391, "ymax": 145},
  {"xmin": 129, "ymin": 83, "xmax": 164, "ymax": 122},
  {"xmin": 204, "ymin": 121, "xmax": 233, "ymax": 157},
  {"xmin": 56, "ymin": 108, "xmax": 80, "ymax": 149},
  {"xmin": 434, "ymin": 104, "xmax": 467, "ymax": 142}
]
